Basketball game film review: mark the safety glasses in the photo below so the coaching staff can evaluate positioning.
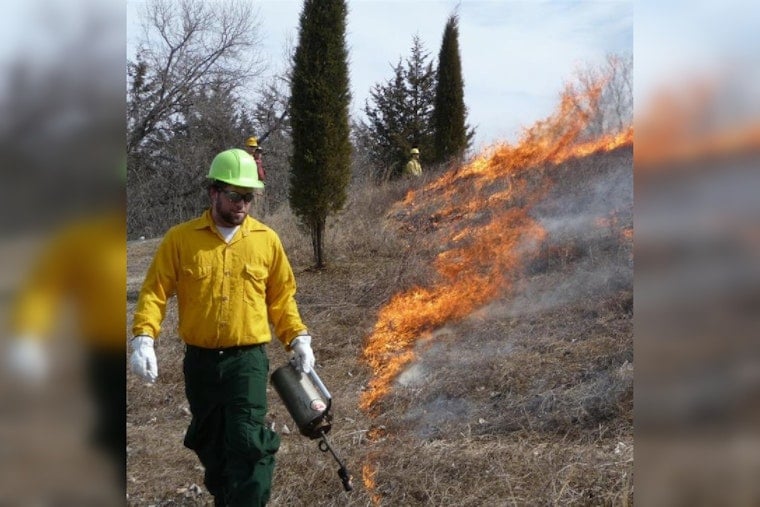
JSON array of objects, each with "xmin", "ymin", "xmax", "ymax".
[{"xmin": 220, "ymin": 189, "xmax": 255, "ymax": 203}]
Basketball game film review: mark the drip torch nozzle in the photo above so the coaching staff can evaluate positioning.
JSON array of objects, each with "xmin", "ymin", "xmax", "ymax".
[
  {"xmin": 338, "ymin": 465, "xmax": 354, "ymax": 491},
  {"xmin": 318, "ymin": 430, "xmax": 353, "ymax": 492}
]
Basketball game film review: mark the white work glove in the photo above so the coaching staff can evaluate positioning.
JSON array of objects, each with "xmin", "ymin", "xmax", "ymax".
[
  {"xmin": 290, "ymin": 334, "xmax": 315, "ymax": 374},
  {"xmin": 130, "ymin": 335, "xmax": 158, "ymax": 383},
  {"xmin": 6, "ymin": 337, "xmax": 48, "ymax": 384}
]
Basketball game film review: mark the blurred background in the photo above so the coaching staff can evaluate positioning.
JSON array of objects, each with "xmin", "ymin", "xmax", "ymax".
[
  {"xmin": 0, "ymin": 0, "xmax": 758, "ymax": 504},
  {"xmin": 0, "ymin": 0, "xmax": 125, "ymax": 504},
  {"xmin": 635, "ymin": 0, "xmax": 760, "ymax": 504}
]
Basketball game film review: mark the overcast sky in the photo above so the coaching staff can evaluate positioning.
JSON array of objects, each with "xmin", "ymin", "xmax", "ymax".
[
  {"xmin": 131, "ymin": 1, "xmax": 633, "ymax": 150},
  {"xmin": 7, "ymin": 2, "xmax": 759, "ymax": 152},
  {"xmin": 255, "ymin": 1, "xmax": 633, "ymax": 149}
]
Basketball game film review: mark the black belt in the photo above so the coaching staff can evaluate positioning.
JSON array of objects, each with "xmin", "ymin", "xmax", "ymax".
[{"xmin": 186, "ymin": 343, "xmax": 264, "ymax": 357}]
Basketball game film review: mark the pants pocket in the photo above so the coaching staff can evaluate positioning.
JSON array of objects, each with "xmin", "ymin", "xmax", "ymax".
[{"xmin": 226, "ymin": 407, "xmax": 280, "ymax": 462}]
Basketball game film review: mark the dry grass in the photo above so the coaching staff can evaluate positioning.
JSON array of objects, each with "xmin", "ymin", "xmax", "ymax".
[{"xmin": 127, "ymin": 149, "xmax": 632, "ymax": 505}]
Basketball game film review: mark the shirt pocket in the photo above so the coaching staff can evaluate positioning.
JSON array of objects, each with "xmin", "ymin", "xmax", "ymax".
[
  {"xmin": 242, "ymin": 263, "xmax": 268, "ymax": 304},
  {"xmin": 179, "ymin": 265, "xmax": 212, "ymax": 305}
]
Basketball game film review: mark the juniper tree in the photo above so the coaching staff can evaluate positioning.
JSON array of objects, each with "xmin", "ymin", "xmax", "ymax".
[
  {"xmin": 360, "ymin": 36, "xmax": 436, "ymax": 180},
  {"xmin": 432, "ymin": 13, "xmax": 474, "ymax": 164},
  {"xmin": 289, "ymin": 0, "xmax": 351, "ymax": 268}
]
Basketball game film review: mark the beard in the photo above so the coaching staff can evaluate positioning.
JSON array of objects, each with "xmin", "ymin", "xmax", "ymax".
[{"xmin": 214, "ymin": 198, "xmax": 247, "ymax": 226}]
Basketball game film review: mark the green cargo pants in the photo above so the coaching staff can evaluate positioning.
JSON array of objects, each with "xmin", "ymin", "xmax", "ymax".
[{"xmin": 183, "ymin": 344, "xmax": 281, "ymax": 507}]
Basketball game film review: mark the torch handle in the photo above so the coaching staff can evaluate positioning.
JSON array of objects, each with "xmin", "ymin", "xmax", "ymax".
[{"xmin": 307, "ymin": 367, "xmax": 332, "ymax": 402}]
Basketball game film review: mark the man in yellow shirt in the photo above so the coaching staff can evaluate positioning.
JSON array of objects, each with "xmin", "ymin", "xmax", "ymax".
[
  {"xmin": 403, "ymin": 147, "xmax": 423, "ymax": 177},
  {"xmin": 130, "ymin": 148, "xmax": 315, "ymax": 506}
]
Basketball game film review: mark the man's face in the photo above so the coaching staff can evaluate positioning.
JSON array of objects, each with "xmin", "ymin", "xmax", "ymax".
[{"xmin": 211, "ymin": 184, "xmax": 254, "ymax": 226}]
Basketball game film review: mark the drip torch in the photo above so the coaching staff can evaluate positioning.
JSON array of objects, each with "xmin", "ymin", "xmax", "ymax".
[{"xmin": 271, "ymin": 360, "xmax": 354, "ymax": 492}]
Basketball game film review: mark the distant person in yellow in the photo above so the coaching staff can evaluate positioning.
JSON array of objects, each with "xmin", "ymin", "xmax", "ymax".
[
  {"xmin": 244, "ymin": 136, "xmax": 267, "ymax": 184},
  {"xmin": 404, "ymin": 147, "xmax": 423, "ymax": 177},
  {"xmin": 129, "ymin": 148, "xmax": 315, "ymax": 506}
]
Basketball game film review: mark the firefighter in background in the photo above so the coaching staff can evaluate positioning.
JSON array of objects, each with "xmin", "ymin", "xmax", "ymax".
[
  {"xmin": 4, "ymin": 165, "xmax": 127, "ymax": 486},
  {"xmin": 244, "ymin": 136, "xmax": 267, "ymax": 183},
  {"xmin": 404, "ymin": 147, "xmax": 423, "ymax": 177},
  {"xmin": 130, "ymin": 148, "xmax": 315, "ymax": 506},
  {"xmin": 244, "ymin": 136, "xmax": 267, "ymax": 216}
]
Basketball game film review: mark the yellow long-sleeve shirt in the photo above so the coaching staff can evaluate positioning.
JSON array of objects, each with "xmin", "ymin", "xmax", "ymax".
[
  {"xmin": 404, "ymin": 158, "xmax": 422, "ymax": 177},
  {"xmin": 10, "ymin": 211, "xmax": 127, "ymax": 351},
  {"xmin": 132, "ymin": 210, "xmax": 306, "ymax": 349}
]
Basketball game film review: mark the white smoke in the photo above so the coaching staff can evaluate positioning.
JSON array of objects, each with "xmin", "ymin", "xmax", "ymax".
[{"xmin": 397, "ymin": 148, "xmax": 633, "ymax": 437}]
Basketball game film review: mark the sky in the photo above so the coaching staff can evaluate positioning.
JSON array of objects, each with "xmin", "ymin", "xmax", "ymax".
[
  {"xmin": 126, "ymin": 0, "xmax": 633, "ymax": 150},
  {"xmin": 634, "ymin": 0, "xmax": 760, "ymax": 117},
  {"xmin": 4, "ymin": 1, "xmax": 759, "ymax": 151}
]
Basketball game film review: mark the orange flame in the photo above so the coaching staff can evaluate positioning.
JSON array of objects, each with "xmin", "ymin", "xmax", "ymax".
[
  {"xmin": 635, "ymin": 77, "xmax": 760, "ymax": 169},
  {"xmin": 362, "ymin": 463, "xmax": 381, "ymax": 505},
  {"xmin": 359, "ymin": 71, "xmax": 633, "ymax": 498},
  {"xmin": 360, "ymin": 210, "xmax": 546, "ymax": 410},
  {"xmin": 360, "ymin": 76, "xmax": 632, "ymax": 413}
]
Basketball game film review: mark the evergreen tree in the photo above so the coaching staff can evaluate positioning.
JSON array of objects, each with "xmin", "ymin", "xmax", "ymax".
[
  {"xmin": 360, "ymin": 36, "xmax": 436, "ymax": 180},
  {"xmin": 432, "ymin": 13, "xmax": 474, "ymax": 164},
  {"xmin": 404, "ymin": 36, "xmax": 437, "ymax": 155},
  {"xmin": 362, "ymin": 59, "xmax": 408, "ymax": 180},
  {"xmin": 290, "ymin": 0, "xmax": 351, "ymax": 268}
]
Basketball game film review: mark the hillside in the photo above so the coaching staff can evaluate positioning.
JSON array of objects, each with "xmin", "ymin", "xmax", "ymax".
[{"xmin": 126, "ymin": 137, "xmax": 633, "ymax": 505}]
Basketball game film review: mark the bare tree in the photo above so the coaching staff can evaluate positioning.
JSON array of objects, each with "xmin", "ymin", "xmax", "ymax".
[
  {"xmin": 572, "ymin": 53, "xmax": 633, "ymax": 140},
  {"xmin": 246, "ymin": 75, "xmax": 293, "ymax": 214},
  {"xmin": 603, "ymin": 53, "xmax": 633, "ymax": 133},
  {"xmin": 127, "ymin": 0, "xmax": 264, "ymax": 156},
  {"xmin": 127, "ymin": 0, "xmax": 266, "ymax": 236}
]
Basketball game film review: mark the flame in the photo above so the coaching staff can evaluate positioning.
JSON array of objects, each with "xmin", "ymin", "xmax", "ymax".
[
  {"xmin": 359, "ymin": 71, "xmax": 633, "ymax": 498},
  {"xmin": 360, "ymin": 76, "xmax": 632, "ymax": 413},
  {"xmin": 360, "ymin": 210, "xmax": 546, "ymax": 410},
  {"xmin": 367, "ymin": 426, "xmax": 387, "ymax": 441},
  {"xmin": 362, "ymin": 463, "xmax": 381, "ymax": 505},
  {"xmin": 635, "ymin": 77, "xmax": 760, "ymax": 169}
]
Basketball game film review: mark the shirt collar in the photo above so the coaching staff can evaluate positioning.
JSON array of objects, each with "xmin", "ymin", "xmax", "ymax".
[{"xmin": 193, "ymin": 209, "xmax": 267, "ymax": 235}]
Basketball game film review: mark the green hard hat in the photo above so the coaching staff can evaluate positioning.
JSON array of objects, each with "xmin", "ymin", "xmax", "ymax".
[{"xmin": 207, "ymin": 149, "xmax": 264, "ymax": 189}]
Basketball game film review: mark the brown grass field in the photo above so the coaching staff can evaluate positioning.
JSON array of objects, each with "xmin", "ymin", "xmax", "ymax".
[{"xmin": 127, "ymin": 146, "xmax": 633, "ymax": 505}]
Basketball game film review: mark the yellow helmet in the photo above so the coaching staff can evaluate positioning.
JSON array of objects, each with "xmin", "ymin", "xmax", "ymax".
[
  {"xmin": 208, "ymin": 149, "xmax": 264, "ymax": 189},
  {"xmin": 245, "ymin": 136, "xmax": 259, "ymax": 148},
  {"xmin": 410, "ymin": 147, "xmax": 420, "ymax": 155}
]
